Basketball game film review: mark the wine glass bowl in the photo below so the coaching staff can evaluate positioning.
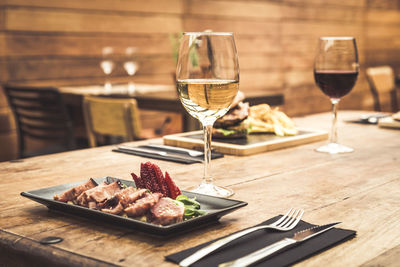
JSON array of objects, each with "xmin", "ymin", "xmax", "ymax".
[
  {"xmin": 100, "ymin": 46, "xmax": 115, "ymax": 91},
  {"xmin": 176, "ymin": 32, "xmax": 239, "ymax": 197},
  {"xmin": 314, "ymin": 37, "xmax": 359, "ymax": 154},
  {"xmin": 123, "ymin": 47, "xmax": 139, "ymax": 94},
  {"xmin": 177, "ymin": 80, "xmax": 239, "ymax": 125}
]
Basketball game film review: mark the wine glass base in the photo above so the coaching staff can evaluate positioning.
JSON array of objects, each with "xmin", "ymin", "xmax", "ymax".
[
  {"xmin": 188, "ymin": 183, "xmax": 234, "ymax": 198},
  {"xmin": 316, "ymin": 142, "xmax": 354, "ymax": 154}
]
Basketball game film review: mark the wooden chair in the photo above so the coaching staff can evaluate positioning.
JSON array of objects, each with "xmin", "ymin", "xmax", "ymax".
[
  {"xmin": 4, "ymin": 85, "xmax": 76, "ymax": 158},
  {"xmin": 82, "ymin": 96, "xmax": 145, "ymax": 147},
  {"xmin": 366, "ymin": 66, "xmax": 398, "ymax": 112}
]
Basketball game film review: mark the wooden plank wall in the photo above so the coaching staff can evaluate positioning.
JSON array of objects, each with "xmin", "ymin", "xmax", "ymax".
[{"xmin": 1, "ymin": 0, "xmax": 400, "ymax": 161}]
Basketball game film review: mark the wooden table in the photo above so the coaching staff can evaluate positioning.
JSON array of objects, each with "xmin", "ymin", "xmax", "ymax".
[
  {"xmin": 1, "ymin": 111, "xmax": 399, "ymax": 266},
  {"xmin": 58, "ymin": 83, "xmax": 284, "ymax": 132}
]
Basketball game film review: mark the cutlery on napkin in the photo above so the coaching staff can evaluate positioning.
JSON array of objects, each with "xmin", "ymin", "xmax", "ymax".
[
  {"xmin": 166, "ymin": 216, "xmax": 356, "ymax": 267},
  {"xmin": 112, "ymin": 144, "xmax": 224, "ymax": 164},
  {"xmin": 113, "ymin": 145, "xmax": 203, "ymax": 164},
  {"xmin": 350, "ymin": 114, "xmax": 389, "ymax": 124},
  {"xmin": 218, "ymin": 222, "xmax": 340, "ymax": 267}
]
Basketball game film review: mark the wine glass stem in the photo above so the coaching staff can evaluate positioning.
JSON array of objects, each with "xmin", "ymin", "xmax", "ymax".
[
  {"xmin": 330, "ymin": 99, "xmax": 339, "ymax": 144},
  {"xmin": 203, "ymin": 124, "xmax": 213, "ymax": 185}
]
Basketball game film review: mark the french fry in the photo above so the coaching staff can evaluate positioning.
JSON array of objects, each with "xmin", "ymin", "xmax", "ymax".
[{"xmin": 245, "ymin": 104, "xmax": 298, "ymax": 136}]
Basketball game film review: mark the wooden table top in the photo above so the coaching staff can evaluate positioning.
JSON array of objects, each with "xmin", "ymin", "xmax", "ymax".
[
  {"xmin": 57, "ymin": 83, "xmax": 284, "ymax": 99},
  {"xmin": 58, "ymin": 83, "xmax": 284, "ymax": 132},
  {"xmin": 58, "ymin": 83, "xmax": 177, "ymax": 97},
  {"xmin": 58, "ymin": 83, "xmax": 284, "ymax": 110},
  {"xmin": 1, "ymin": 111, "xmax": 399, "ymax": 267}
]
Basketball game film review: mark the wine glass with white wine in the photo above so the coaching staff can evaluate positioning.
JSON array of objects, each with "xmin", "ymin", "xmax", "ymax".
[{"xmin": 176, "ymin": 32, "xmax": 239, "ymax": 197}]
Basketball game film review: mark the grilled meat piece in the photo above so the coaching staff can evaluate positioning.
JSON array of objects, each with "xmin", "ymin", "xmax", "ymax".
[
  {"xmin": 76, "ymin": 181, "xmax": 122, "ymax": 208},
  {"xmin": 117, "ymin": 187, "xmax": 147, "ymax": 207},
  {"xmin": 149, "ymin": 197, "xmax": 184, "ymax": 226},
  {"xmin": 99, "ymin": 187, "xmax": 147, "ymax": 212},
  {"xmin": 102, "ymin": 201, "xmax": 124, "ymax": 215},
  {"xmin": 53, "ymin": 178, "xmax": 98, "ymax": 203},
  {"xmin": 124, "ymin": 192, "xmax": 162, "ymax": 217}
]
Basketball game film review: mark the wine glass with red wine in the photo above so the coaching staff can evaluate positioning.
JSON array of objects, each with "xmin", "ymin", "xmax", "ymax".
[{"xmin": 314, "ymin": 37, "xmax": 359, "ymax": 154}]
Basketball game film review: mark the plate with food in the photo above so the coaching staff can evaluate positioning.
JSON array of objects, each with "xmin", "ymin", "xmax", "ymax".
[
  {"xmin": 21, "ymin": 162, "xmax": 247, "ymax": 236},
  {"xmin": 164, "ymin": 92, "xmax": 328, "ymax": 156}
]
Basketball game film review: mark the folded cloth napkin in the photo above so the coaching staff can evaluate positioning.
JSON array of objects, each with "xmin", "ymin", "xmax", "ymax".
[
  {"xmin": 166, "ymin": 216, "xmax": 356, "ymax": 267},
  {"xmin": 112, "ymin": 147, "xmax": 224, "ymax": 164}
]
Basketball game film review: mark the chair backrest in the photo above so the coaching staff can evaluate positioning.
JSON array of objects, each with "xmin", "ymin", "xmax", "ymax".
[
  {"xmin": 82, "ymin": 96, "xmax": 142, "ymax": 147},
  {"xmin": 366, "ymin": 66, "xmax": 396, "ymax": 111},
  {"xmin": 4, "ymin": 85, "xmax": 76, "ymax": 158}
]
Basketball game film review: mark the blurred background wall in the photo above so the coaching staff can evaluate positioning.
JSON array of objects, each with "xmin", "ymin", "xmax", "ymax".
[{"xmin": 1, "ymin": 0, "xmax": 400, "ymax": 161}]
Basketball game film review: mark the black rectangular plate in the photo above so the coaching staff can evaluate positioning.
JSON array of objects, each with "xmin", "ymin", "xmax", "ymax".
[{"xmin": 21, "ymin": 177, "xmax": 247, "ymax": 236}]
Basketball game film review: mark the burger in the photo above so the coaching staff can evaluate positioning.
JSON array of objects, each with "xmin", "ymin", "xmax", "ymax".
[{"xmin": 212, "ymin": 91, "xmax": 250, "ymax": 139}]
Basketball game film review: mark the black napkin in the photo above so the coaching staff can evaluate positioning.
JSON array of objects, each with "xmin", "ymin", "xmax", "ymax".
[
  {"xmin": 112, "ymin": 147, "xmax": 224, "ymax": 164},
  {"xmin": 166, "ymin": 216, "xmax": 356, "ymax": 266}
]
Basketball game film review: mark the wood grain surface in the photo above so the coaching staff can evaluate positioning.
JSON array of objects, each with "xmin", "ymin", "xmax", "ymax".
[
  {"xmin": 163, "ymin": 129, "xmax": 328, "ymax": 156},
  {"xmin": 0, "ymin": 111, "xmax": 399, "ymax": 266}
]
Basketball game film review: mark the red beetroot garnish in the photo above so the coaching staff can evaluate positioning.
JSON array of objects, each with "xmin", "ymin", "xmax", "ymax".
[
  {"xmin": 140, "ymin": 162, "xmax": 161, "ymax": 193},
  {"xmin": 133, "ymin": 162, "xmax": 181, "ymax": 199},
  {"xmin": 164, "ymin": 171, "xmax": 181, "ymax": 199},
  {"xmin": 140, "ymin": 162, "xmax": 154, "ymax": 191},
  {"xmin": 146, "ymin": 162, "xmax": 161, "ymax": 193},
  {"xmin": 131, "ymin": 172, "xmax": 143, "ymax": 188},
  {"xmin": 151, "ymin": 163, "xmax": 169, "ymax": 197}
]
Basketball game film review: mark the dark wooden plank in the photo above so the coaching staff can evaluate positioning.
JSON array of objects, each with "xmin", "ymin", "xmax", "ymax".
[
  {"xmin": 186, "ymin": 0, "xmax": 281, "ymax": 19},
  {"xmin": 282, "ymin": 3, "xmax": 363, "ymax": 22},
  {"xmin": 283, "ymin": 0, "xmax": 365, "ymax": 7},
  {"xmin": 5, "ymin": 7, "xmax": 182, "ymax": 33},
  {"xmin": 1, "ymin": 0, "xmax": 184, "ymax": 14},
  {"xmin": 183, "ymin": 17, "xmax": 281, "ymax": 35},
  {"xmin": 5, "ymin": 55, "xmax": 175, "ymax": 81},
  {"xmin": 2, "ymin": 32, "xmax": 174, "ymax": 57}
]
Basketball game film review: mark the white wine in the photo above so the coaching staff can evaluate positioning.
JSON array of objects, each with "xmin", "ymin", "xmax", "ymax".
[{"xmin": 177, "ymin": 79, "xmax": 239, "ymax": 124}]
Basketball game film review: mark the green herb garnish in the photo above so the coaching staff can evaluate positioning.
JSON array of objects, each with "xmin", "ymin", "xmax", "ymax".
[{"xmin": 174, "ymin": 194, "xmax": 207, "ymax": 220}]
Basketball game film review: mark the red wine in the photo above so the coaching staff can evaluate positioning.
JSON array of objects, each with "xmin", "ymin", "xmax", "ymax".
[{"xmin": 314, "ymin": 70, "xmax": 358, "ymax": 99}]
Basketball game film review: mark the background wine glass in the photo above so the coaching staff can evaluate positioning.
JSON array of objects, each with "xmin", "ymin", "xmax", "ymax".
[
  {"xmin": 123, "ymin": 47, "xmax": 139, "ymax": 94},
  {"xmin": 314, "ymin": 37, "xmax": 359, "ymax": 154},
  {"xmin": 176, "ymin": 32, "xmax": 239, "ymax": 197},
  {"xmin": 100, "ymin": 46, "xmax": 115, "ymax": 92}
]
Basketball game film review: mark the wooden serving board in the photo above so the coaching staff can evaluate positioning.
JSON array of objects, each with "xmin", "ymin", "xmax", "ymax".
[
  {"xmin": 163, "ymin": 128, "xmax": 328, "ymax": 156},
  {"xmin": 378, "ymin": 116, "xmax": 400, "ymax": 129}
]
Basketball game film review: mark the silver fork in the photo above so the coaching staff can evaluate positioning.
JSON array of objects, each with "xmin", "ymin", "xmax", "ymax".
[{"xmin": 179, "ymin": 208, "xmax": 304, "ymax": 267}]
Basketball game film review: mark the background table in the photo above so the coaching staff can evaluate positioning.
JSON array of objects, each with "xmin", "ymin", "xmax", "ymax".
[
  {"xmin": 59, "ymin": 83, "xmax": 284, "ymax": 132},
  {"xmin": 0, "ymin": 111, "xmax": 399, "ymax": 266}
]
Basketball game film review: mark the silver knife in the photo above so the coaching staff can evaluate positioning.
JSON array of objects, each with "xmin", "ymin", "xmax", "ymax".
[
  {"xmin": 117, "ymin": 146, "xmax": 203, "ymax": 163},
  {"xmin": 144, "ymin": 144, "xmax": 204, "ymax": 157},
  {"xmin": 218, "ymin": 222, "xmax": 340, "ymax": 267}
]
